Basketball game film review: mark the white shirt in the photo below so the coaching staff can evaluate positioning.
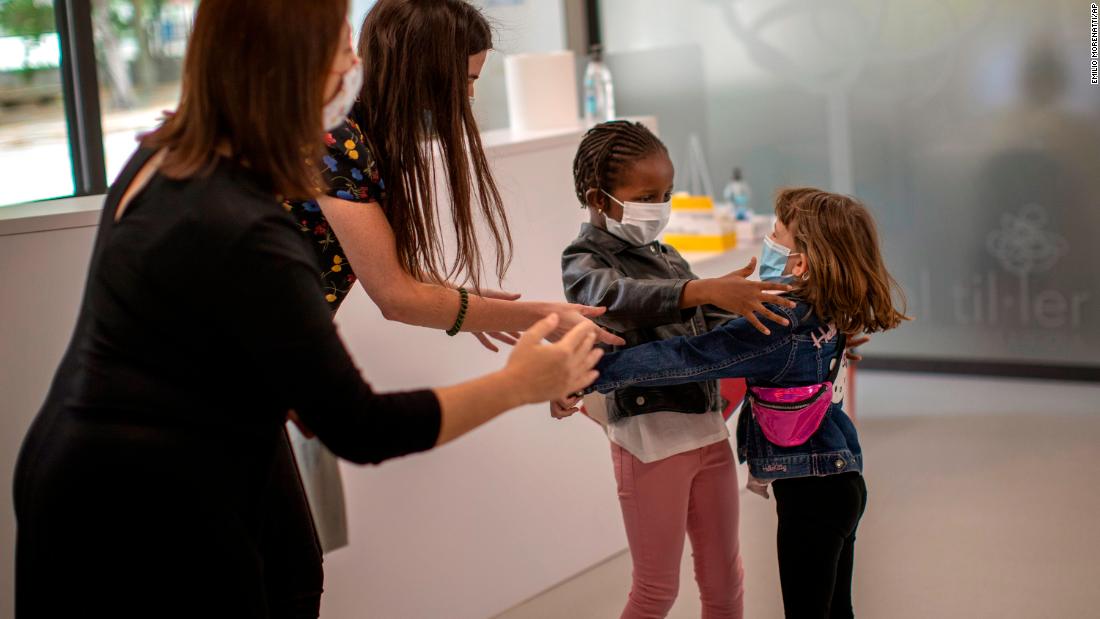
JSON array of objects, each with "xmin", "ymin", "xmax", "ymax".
[{"xmin": 607, "ymin": 409, "xmax": 729, "ymax": 463}]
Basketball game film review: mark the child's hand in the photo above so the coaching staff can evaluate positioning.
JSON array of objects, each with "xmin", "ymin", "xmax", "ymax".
[
  {"xmin": 746, "ymin": 476, "xmax": 771, "ymax": 499},
  {"xmin": 690, "ymin": 258, "xmax": 797, "ymax": 335},
  {"xmin": 550, "ymin": 395, "xmax": 583, "ymax": 419},
  {"xmin": 845, "ymin": 334, "xmax": 871, "ymax": 362}
]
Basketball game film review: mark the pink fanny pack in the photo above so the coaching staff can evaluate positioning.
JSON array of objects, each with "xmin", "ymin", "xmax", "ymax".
[{"xmin": 749, "ymin": 334, "xmax": 846, "ymax": 447}]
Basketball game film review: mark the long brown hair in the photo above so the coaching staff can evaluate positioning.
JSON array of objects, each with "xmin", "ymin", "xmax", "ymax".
[
  {"xmin": 143, "ymin": 0, "xmax": 347, "ymax": 199},
  {"xmin": 775, "ymin": 188, "xmax": 910, "ymax": 334},
  {"xmin": 355, "ymin": 0, "xmax": 512, "ymax": 289}
]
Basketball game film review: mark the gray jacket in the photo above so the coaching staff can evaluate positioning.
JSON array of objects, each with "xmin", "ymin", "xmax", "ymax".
[{"xmin": 562, "ymin": 223, "xmax": 735, "ymax": 423}]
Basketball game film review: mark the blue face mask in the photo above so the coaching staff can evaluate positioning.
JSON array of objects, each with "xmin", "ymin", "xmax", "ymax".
[{"xmin": 759, "ymin": 235, "xmax": 799, "ymax": 282}]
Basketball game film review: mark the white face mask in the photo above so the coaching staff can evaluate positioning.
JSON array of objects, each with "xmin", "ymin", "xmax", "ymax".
[
  {"xmin": 602, "ymin": 190, "xmax": 672, "ymax": 246},
  {"xmin": 323, "ymin": 61, "xmax": 363, "ymax": 131}
]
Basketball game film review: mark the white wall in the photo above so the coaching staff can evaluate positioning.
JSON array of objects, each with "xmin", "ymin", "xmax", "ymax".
[
  {"xmin": 0, "ymin": 124, "xmax": 633, "ymax": 619},
  {"xmin": 469, "ymin": 0, "xmax": 570, "ymax": 131},
  {"xmin": 0, "ymin": 225, "xmax": 96, "ymax": 618}
]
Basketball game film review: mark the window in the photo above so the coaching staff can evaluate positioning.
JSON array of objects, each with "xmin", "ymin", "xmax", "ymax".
[
  {"xmin": 3, "ymin": 0, "xmax": 569, "ymax": 208},
  {"xmin": 93, "ymin": 0, "xmax": 196, "ymax": 184},
  {"xmin": 0, "ymin": 0, "xmax": 197, "ymax": 208},
  {"xmin": 0, "ymin": 0, "xmax": 74, "ymax": 206}
]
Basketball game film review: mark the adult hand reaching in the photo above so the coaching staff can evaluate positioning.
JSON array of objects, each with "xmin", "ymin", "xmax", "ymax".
[
  {"xmin": 503, "ymin": 314, "xmax": 604, "ymax": 404},
  {"xmin": 471, "ymin": 331, "xmax": 521, "ymax": 352},
  {"xmin": 464, "ymin": 290, "xmax": 625, "ymax": 351},
  {"xmin": 550, "ymin": 307, "xmax": 625, "ymax": 347}
]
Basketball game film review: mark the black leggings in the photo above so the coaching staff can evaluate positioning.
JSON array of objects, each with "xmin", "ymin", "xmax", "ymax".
[{"xmin": 772, "ymin": 472, "xmax": 868, "ymax": 619}]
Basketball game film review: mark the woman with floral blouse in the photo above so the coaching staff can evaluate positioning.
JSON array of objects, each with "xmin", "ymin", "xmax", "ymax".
[{"xmin": 274, "ymin": 1, "xmax": 787, "ymax": 615}]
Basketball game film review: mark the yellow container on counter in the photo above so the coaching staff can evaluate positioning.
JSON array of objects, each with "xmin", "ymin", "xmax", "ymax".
[
  {"xmin": 671, "ymin": 194, "xmax": 716, "ymax": 211},
  {"xmin": 662, "ymin": 231, "xmax": 737, "ymax": 252},
  {"xmin": 663, "ymin": 193, "xmax": 737, "ymax": 252}
]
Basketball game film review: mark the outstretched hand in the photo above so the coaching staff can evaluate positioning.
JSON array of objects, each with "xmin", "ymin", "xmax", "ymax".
[
  {"xmin": 707, "ymin": 258, "xmax": 797, "ymax": 335},
  {"xmin": 504, "ymin": 314, "xmax": 605, "ymax": 404},
  {"xmin": 845, "ymin": 334, "xmax": 871, "ymax": 362},
  {"xmin": 550, "ymin": 306, "xmax": 625, "ymax": 347}
]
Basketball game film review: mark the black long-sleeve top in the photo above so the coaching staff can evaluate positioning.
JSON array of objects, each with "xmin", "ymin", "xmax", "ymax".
[{"xmin": 13, "ymin": 149, "xmax": 441, "ymax": 617}]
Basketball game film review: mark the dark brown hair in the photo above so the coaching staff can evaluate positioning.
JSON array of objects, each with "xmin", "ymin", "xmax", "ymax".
[
  {"xmin": 572, "ymin": 120, "xmax": 667, "ymax": 207},
  {"xmin": 142, "ymin": 0, "xmax": 347, "ymax": 199},
  {"xmin": 355, "ymin": 0, "xmax": 510, "ymax": 289},
  {"xmin": 775, "ymin": 188, "xmax": 910, "ymax": 334}
]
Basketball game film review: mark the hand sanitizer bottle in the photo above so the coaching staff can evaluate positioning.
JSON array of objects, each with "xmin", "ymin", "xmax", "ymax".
[
  {"xmin": 583, "ymin": 44, "xmax": 615, "ymax": 125},
  {"xmin": 722, "ymin": 167, "xmax": 752, "ymax": 220}
]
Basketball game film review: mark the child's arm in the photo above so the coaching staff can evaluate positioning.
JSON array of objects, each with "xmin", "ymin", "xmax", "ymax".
[
  {"xmin": 588, "ymin": 305, "xmax": 797, "ymax": 393},
  {"xmin": 563, "ymin": 248, "xmax": 792, "ymax": 334},
  {"xmin": 320, "ymin": 197, "xmax": 623, "ymax": 346},
  {"xmin": 562, "ymin": 248, "xmax": 695, "ymax": 333},
  {"xmin": 677, "ymin": 254, "xmax": 795, "ymax": 335}
]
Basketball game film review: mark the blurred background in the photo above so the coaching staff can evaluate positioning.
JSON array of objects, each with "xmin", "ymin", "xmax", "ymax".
[{"xmin": 3, "ymin": 0, "xmax": 1096, "ymax": 371}]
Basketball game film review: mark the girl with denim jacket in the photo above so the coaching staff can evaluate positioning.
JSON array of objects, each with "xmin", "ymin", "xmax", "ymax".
[
  {"xmin": 584, "ymin": 188, "xmax": 909, "ymax": 618},
  {"xmin": 555, "ymin": 121, "xmax": 798, "ymax": 619}
]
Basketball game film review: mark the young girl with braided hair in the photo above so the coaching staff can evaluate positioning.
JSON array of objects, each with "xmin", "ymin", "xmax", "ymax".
[{"xmin": 556, "ymin": 120, "xmax": 796, "ymax": 619}]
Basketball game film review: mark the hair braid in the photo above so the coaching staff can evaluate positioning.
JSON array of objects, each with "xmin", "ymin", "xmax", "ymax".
[{"xmin": 572, "ymin": 120, "xmax": 667, "ymax": 208}]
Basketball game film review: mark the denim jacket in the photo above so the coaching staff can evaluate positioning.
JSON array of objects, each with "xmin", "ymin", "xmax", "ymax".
[
  {"xmin": 562, "ymin": 223, "xmax": 734, "ymax": 423},
  {"xmin": 588, "ymin": 299, "xmax": 863, "ymax": 481}
]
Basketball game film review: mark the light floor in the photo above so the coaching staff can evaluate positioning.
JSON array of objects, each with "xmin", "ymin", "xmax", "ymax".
[{"xmin": 496, "ymin": 374, "xmax": 1100, "ymax": 619}]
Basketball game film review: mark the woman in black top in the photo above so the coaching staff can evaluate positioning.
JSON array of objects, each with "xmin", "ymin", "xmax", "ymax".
[
  {"xmin": 11, "ymin": 2, "xmax": 601, "ymax": 617},
  {"xmin": 270, "ymin": 3, "xmax": 631, "ymax": 615}
]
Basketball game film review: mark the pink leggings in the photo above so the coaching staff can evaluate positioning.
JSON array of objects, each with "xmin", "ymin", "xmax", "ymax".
[{"xmin": 613, "ymin": 440, "xmax": 745, "ymax": 619}]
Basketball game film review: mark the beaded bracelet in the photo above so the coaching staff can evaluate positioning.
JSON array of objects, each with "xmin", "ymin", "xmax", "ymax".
[{"xmin": 446, "ymin": 287, "xmax": 469, "ymax": 336}]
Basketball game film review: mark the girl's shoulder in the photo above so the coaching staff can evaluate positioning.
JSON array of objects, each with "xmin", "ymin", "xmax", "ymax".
[
  {"xmin": 563, "ymin": 225, "xmax": 614, "ymax": 260},
  {"xmin": 782, "ymin": 300, "xmax": 845, "ymax": 347}
]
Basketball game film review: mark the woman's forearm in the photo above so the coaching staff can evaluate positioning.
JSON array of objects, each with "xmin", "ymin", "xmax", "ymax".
[
  {"xmin": 463, "ymin": 293, "xmax": 554, "ymax": 332},
  {"xmin": 374, "ymin": 279, "xmax": 552, "ymax": 332},
  {"xmin": 316, "ymin": 196, "xmax": 557, "ymax": 333},
  {"xmin": 432, "ymin": 369, "xmax": 527, "ymax": 445},
  {"xmin": 432, "ymin": 314, "xmax": 600, "ymax": 444}
]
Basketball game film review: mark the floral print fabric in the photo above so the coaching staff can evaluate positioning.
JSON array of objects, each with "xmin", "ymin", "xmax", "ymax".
[{"xmin": 285, "ymin": 116, "xmax": 385, "ymax": 309}]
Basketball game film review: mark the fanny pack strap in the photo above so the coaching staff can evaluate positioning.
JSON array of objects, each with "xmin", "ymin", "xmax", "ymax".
[{"xmin": 826, "ymin": 333, "xmax": 848, "ymax": 384}]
